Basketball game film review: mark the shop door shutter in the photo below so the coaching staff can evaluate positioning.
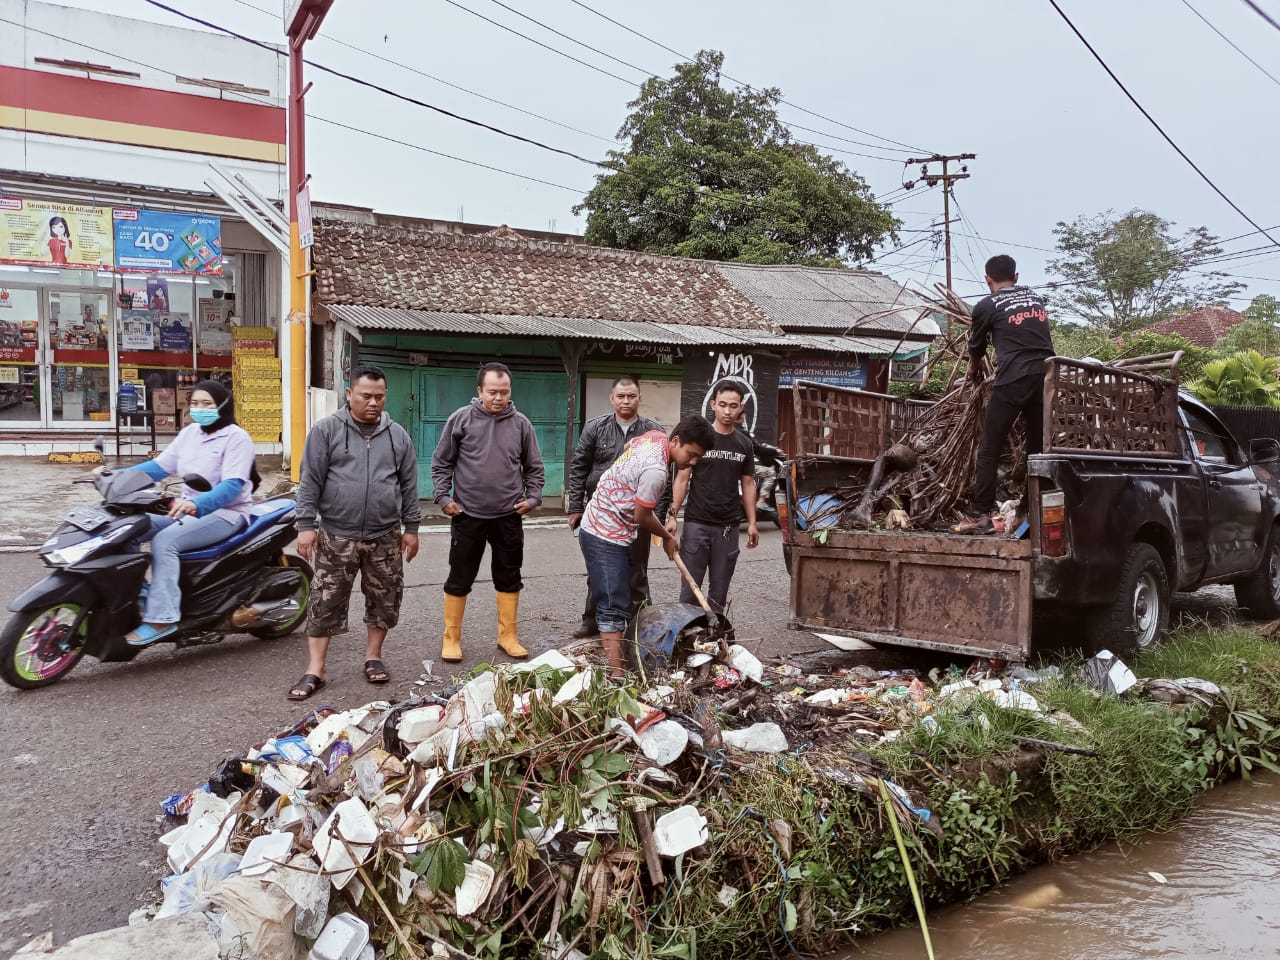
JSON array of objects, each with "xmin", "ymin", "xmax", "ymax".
[{"xmin": 376, "ymin": 365, "xmax": 429, "ymax": 493}]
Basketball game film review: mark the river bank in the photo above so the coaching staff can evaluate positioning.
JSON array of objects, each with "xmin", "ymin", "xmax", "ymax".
[{"xmin": 77, "ymin": 621, "xmax": 1280, "ymax": 960}]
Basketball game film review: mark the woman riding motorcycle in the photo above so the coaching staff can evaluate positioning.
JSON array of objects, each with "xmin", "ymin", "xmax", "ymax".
[{"xmin": 122, "ymin": 379, "xmax": 259, "ymax": 646}]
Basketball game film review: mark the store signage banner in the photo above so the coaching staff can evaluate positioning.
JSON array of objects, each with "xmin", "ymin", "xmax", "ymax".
[
  {"xmin": 779, "ymin": 356, "xmax": 868, "ymax": 389},
  {"xmin": 0, "ymin": 196, "xmax": 114, "ymax": 269},
  {"xmin": 113, "ymin": 209, "xmax": 223, "ymax": 275}
]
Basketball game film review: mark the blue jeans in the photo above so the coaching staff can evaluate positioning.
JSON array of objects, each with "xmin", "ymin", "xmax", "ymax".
[
  {"xmin": 137, "ymin": 513, "xmax": 244, "ymax": 623},
  {"xmin": 579, "ymin": 529, "xmax": 631, "ymax": 633}
]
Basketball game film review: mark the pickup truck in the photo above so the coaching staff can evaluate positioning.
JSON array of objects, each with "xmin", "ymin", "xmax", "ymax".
[{"xmin": 783, "ymin": 361, "xmax": 1280, "ymax": 660}]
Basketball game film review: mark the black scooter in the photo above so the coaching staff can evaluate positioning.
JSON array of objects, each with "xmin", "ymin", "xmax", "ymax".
[
  {"xmin": 1, "ymin": 461, "xmax": 312, "ymax": 689},
  {"xmin": 752, "ymin": 440, "xmax": 787, "ymax": 528}
]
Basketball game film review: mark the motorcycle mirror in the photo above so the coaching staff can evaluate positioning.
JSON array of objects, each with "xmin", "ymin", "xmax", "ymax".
[
  {"xmin": 183, "ymin": 474, "xmax": 213, "ymax": 492},
  {"xmin": 93, "ymin": 436, "xmax": 105, "ymax": 455}
]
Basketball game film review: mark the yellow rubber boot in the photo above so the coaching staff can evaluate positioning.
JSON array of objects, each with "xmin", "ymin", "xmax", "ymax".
[
  {"xmin": 441, "ymin": 593, "xmax": 466, "ymax": 662},
  {"xmin": 495, "ymin": 591, "xmax": 528, "ymax": 658}
]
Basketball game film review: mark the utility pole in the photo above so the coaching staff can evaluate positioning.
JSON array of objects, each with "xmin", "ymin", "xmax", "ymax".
[
  {"xmin": 903, "ymin": 153, "xmax": 976, "ymax": 293},
  {"xmin": 285, "ymin": 0, "xmax": 334, "ymax": 482}
]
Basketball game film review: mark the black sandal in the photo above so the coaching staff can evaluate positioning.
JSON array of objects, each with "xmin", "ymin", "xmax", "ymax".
[
  {"xmin": 287, "ymin": 673, "xmax": 326, "ymax": 700},
  {"xmin": 363, "ymin": 659, "xmax": 390, "ymax": 684}
]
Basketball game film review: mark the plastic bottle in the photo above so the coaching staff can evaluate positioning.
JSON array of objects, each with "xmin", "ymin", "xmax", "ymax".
[{"xmin": 117, "ymin": 381, "xmax": 137, "ymax": 413}]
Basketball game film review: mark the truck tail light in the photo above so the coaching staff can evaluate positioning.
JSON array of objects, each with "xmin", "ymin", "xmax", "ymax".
[{"xmin": 1041, "ymin": 490, "xmax": 1066, "ymax": 557}]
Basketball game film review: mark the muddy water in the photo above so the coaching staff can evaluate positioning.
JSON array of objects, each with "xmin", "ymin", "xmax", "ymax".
[{"xmin": 852, "ymin": 773, "xmax": 1280, "ymax": 959}]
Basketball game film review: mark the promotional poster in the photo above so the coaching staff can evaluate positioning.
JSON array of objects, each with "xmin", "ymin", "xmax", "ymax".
[
  {"xmin": 0, "ymin": 197, "xmax": 114, "ymax": 269},
  {"xmin": 113, "ymin": 209, "xmax": 223, "ymax": 275}
]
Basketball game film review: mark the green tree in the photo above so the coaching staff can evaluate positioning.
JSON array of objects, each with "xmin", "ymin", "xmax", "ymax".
[
  {"xmin": 1213, "ymin": 295, "xmax": 1280, "ymax": 356},
  {"xmin": 1189, "ymin": 350, "xmax": 1280, "ymax": 408},
  {"xmin": 1050, "ymin": 326, "xmax": 1211, "ymax": 382},
  {"xmin": 576, "ymin": 51, "xmax": 897, "ymax": 266},
  {"xmin": 1045, "ymin": 210, "xmax": 1243, "ymax": 336}
]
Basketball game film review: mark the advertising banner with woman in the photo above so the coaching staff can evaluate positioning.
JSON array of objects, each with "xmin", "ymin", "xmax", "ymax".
[{"xmin": 0, "ymin": 197, "xmax": 113, "ymax": 269}]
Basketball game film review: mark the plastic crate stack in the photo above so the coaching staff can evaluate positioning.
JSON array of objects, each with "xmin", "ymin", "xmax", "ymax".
[{"xmin": 232, "ymin": 326, "xmax": 282, "ymax": 442}]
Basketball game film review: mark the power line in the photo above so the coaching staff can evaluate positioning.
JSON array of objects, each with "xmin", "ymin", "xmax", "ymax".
[
  {"xmin": 562, "ymin": 0, "xmax": 931, "ymax": 155},
  {"xmin": 438, "ymin": 0, "xmax": 637, "ymax": 85},
  {"xmin": 1240, "ymin": 0, "xmax": 1280, "ymax": 32},
  {"xmin": 1179, "ymin": 0, "xmax": 1280, "ymax": 88},
  {"xmin": 227, "ymin": 0, "xmax": 620, "ymax": 146},
  {"xmin": 143, "ymin": 0, "xmax": 600, "ymax": 165},
  {"xmin": 1047, "ymin": 0, "xmax": 1280, "ymax": 251},
  {"xmin": 311, "ymin": 117, "xmax": 585, "ymax": 192}
]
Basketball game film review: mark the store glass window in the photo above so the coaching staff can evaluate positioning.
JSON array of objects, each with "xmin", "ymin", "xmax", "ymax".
[
  {"xmin": 0, "ymin": 286, "xmax": 40, "ymax": 423},
  {"xmin": 48, "ymin": 289, "xmax": 112, "ymax": 422}
]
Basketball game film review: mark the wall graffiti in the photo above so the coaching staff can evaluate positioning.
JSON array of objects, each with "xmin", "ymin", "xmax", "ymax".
[{"xmin": 702, "ymin": 352, "xmax": 758, "ymax": 434}]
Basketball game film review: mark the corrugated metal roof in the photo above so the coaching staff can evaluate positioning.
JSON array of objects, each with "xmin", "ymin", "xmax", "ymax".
[
  {"xmin": 716, "ymin": 263, "xmax": 941, "ymax": 336},
  {"xmin": 325, "ymin": 305, "xmax": 924, "ymax": 358}
]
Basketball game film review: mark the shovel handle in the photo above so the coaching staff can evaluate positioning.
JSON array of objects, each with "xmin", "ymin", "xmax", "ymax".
[{"xmin": 673, "ymin": 553, "xmax": 715, "ymax": 619}]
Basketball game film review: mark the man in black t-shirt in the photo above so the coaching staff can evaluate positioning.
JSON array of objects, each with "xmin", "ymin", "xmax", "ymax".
[
  {"xmin": 666, "ymin": 380, "xmax": 759, "ymax": 614},
  {"xmin": 955, "ymin": 254, "xmax": 1055, "ymax": 535}
]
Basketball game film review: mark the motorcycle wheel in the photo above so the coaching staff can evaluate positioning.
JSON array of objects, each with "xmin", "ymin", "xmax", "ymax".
[
  {"xmin": 0, "ymin": 603, "xmax": 89, "ymax": 689},
  {"xmin": 249, "ymin": 554, "xmax": 314, "ymax": 640}
]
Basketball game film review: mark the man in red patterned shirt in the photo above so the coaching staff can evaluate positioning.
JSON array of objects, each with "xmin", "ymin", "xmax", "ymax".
[{"xmin": 579, "ymin": 415, "xmax": 716, "ymax": 674}]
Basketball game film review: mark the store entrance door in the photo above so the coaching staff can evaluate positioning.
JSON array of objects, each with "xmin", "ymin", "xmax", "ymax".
[
  {"xmin": 46, "ymin": 289, "xmax": 113, "ymax": 425},
  {"xmin": 0, "ymin": 286, "xmax": 42, "ymax": 425}
]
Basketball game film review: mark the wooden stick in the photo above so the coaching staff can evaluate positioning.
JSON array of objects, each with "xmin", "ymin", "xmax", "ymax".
[{"xmin": 673, "ymin": 553, "xmax": 715, "ymax": 620}]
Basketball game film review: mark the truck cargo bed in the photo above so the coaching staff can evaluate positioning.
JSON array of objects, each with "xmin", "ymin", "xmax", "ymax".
[{"xmin": 788, "ymin": 529, "xmax": 1035, "ymax": 661}]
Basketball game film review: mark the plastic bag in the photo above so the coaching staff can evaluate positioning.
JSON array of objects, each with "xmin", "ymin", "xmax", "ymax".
[{"xmin": 156, "ymin": 851, "xmax": 243, "ymax": 919}]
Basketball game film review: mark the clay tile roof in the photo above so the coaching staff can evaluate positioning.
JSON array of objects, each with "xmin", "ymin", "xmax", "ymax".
[
  {"xmin": 482, "ymin": 224, "xmax": 525, "ymax": 239},
  {"xmin": 311, "ymin": 219, "xmax": 776, "ymax": 331},
  {"xmin": 1143, "ymin": 305, "xmax": 1247, "ymax": 347}
]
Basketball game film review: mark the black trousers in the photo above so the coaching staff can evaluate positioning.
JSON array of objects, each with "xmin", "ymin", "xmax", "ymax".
[
  {"xmin": 579, "ymin": 531, "xmax": 652, "ymax": 622},
  {"xmin": 972, "ymin": 374, "xmax": 1045, "ymax": 514},
  {"xmin": 444, "ymin": 512, "xmax": 524, "ymax": 595}
]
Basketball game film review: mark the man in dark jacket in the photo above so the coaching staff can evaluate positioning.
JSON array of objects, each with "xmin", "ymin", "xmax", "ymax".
[
  {"xmin": 289, "ymin": 364, "xmax": 421, "ymax": 700},
  {"xmin": 566, "ymin": 376, "xmax": 664, "ymax": 638},
  {"xmin": 433, "ymin": 362, "xmax": 545, "ymax": 662},
  {"xmin": 955, "ymin": 254, "xmax": 1055, "ymax": 535}
]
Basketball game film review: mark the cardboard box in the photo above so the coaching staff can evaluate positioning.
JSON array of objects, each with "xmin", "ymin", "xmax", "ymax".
[
  {"xmin": 152, "ymin": 388, "xmax": 176, "ymax": 415},
  {"xmin": 156, "ymin": 415, "xmax": 177, "ymax": 433},
  {"xmin": 176, "ymin": 388, "xmax": 193, "ymax": 413}
]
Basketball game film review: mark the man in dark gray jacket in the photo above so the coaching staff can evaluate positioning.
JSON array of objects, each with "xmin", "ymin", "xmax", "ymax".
[
  {"xmin": 433, "ymin": 362, "xmax": 544, "ymax": 663},
  {"xmin": 566, "ymin": 376, "xmax": 663, "ymax": 638},
  {"xmin": 288, "ymin": 365, "xmax": 420, "ymax": 700}
]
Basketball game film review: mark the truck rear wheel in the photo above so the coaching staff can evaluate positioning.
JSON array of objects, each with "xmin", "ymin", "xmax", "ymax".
[
  {"xmin": 1087, "ymin": 542, "xmax": 1169, "ymax": 655},
  {"xmin": 1234, "ymin": 525, "xmax": 1280, "ymax": 619}
]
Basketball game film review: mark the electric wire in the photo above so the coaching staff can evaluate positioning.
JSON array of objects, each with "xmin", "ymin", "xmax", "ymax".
[
  {"xmin": 1179, "ymin": 0, "xmax": 1280, "ymax": 88},
  {"xmin": 561, "ymin": 0, "xmax": 932, "ymax": 154},
  {"xmin": 1048, "ymin": 0, "xmax": 1280, "ymax": 250},
  {"xmin": 227, "ymin": 0, "xmax": 621, "ymax": 145},
  {"xmin": 1240, "ymin": 0, "xmax": 1280, "ymax": 33}
]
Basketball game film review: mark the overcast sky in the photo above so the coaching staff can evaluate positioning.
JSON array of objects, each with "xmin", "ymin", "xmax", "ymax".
[{"xmin": 60, "ymin": 0, "xmax": 1280, "ymax": 310}]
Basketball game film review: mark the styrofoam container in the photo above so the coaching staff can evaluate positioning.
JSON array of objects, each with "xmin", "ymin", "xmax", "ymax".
[
  {"xmin": 307, "ymin": 912, "xmax": 370, "ymax": 960},
  {"xmin": 654, "ymin": 805, "xmax": 708, "ymax": 857},
  {"xmin": 637, "ymin": 720, "xmax": 689, "ymax": 767},
  {"xmin": 312, "ymin": 797, "xmax": 379, "ymax": 890},
  {"xmin": 397, "ymin": 705, "xmax": 446, "ymax": 744},
  {"xmin": 238, "ymin": 830, "xmax": 294, "ymax": 877}
]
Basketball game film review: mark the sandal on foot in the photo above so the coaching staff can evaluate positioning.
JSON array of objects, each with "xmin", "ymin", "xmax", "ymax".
[
  {"xmin": 953, "ymin": 513, "xmax": 995, "ymax": 536},
  {"xmin": 288, "ymin": 673, "xmax": 326, "ymax": 700},
  {"xmin": 125, "ymin": 623, "xmax": 178, "ymax": 647},
  {"xmin": 363, "ymin": 659, "xmax": 390, "ymax": 684}
]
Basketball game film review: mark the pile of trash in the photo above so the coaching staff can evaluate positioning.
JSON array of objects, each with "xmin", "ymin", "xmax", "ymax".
[{"xmin": 141, "ymin": 640, "xmax": 1221, "ymax": 959}]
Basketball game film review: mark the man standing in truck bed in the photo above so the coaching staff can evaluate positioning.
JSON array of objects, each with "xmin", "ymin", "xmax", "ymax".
[{"xmin": 955, "ymin": 254, "xmax": 1055, "ymax": 535}]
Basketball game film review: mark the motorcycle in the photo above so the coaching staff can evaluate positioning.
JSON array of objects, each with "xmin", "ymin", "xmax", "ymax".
[
  {"xmin": 751, "ymin": 440, "xmax": 787, "ymax": 528},
  {"xmin": 1, "ymin": 458, "xmax": 312, "ymax": 689}
]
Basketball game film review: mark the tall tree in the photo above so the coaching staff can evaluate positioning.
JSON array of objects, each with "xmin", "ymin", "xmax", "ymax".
[
  {"xmin": 1214, "ymin": 294, "xmax": 1280, "ymax": 356},
  {"xmin": 1045, "ymin": 210, "xmax": 1243, "ymax": 335},
  {"xmin": 575, "ymin": 51, "xmax": 897, "ymax": 266}
]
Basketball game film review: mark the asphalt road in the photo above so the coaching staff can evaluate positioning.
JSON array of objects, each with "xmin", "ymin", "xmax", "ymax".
[{"xmin": 0, "ymin": 523, "xmax": 808, "ymax": 953}]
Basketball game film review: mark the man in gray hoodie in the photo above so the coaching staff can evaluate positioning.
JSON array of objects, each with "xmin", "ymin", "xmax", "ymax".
[
  {"xmin": 288, "ymin": 365, "xmax": 421, "ymax": 700},
  {"xmin": 432, "ymin": 362, "xmax": 545, "ymax": 662}
]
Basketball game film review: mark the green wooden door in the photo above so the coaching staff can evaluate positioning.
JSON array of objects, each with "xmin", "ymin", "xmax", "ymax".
[
  {"xmin": 378, "ymin": 365, "xmax": 428, "ymax": 493},
  {"xmin": 414, "ymin": 367, "xmax": 477, "ymax": 498},
  {"xmin": 514, "ymin": 371, "xmax": 570, "ymax": 497},
  {"xmin": 412, "ymin": 367, "xmax": 570, "ymax": 500}
]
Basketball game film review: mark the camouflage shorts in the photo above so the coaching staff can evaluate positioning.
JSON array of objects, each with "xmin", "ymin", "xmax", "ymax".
[{"xmin": 305, "ymin": 528, "xmax": 405, "ymax": 637}]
